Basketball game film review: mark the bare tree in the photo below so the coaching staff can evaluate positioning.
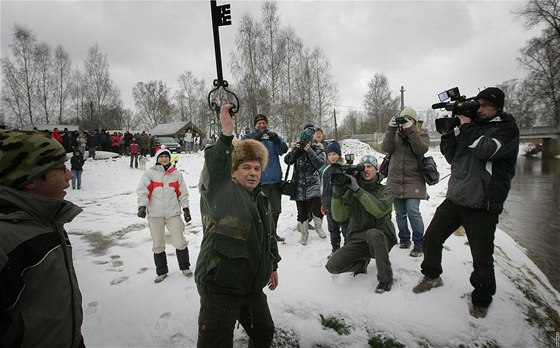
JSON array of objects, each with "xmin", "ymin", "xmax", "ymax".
[
  {"xmin": 53, "ymin": 46, "xmax": 72, "ymax": 124},
  {"xmin": 1, "ymin": 24, "xmax": 40, "ymax": 125},
  {"xmin": 35, "ymin": 42, "xmax": 55, "ymax": 124},
  {"xmin": 363, "ymin": 73, "xmax": 399, "ymax": 133},
  {"xmin": 339, "ymin": 109, "xmax": 362, "ymax": 137},
  {"xmin": 133, "ymin": 80, "xmax": 173, "ymax": 129},
  {"xmin": 515, "ymin": 0, "xmax": 560, "ymax": 126},
  {"xmin": 515, "ymin": 0, "xmax": 560, "ymax": 38},
  {"xmin": 83, "ymin": 44, "xmax": 121, "ymax": 127},
  {"xmin": 518, "ymin": 29, "xmax": 560, "ymax": 125},
  {"xmin": 175, "ymin": 71, "xmax": 206, "ymax": 124},
  {"xmin": 1, "ymin": 57, "xmax": 26, "ymax": 127}
]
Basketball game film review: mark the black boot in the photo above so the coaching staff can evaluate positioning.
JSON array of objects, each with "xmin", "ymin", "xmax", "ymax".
[
  {"xmin": 176, "ymin": 248, "xmax": 191, "ymax": 270},
  {"xmin": 154, "ymin": 252, "xmax": 168, "ymax": 275}
]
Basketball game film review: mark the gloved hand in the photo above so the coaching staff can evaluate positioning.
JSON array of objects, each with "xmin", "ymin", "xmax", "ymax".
[
  {"xmin": 252, "ymin": 132, "xmax": 263, "ymax": 141},
  {"xmin": 346, "ymin": 174, "xmax": 360, "ymax": 192},
  {"xmin": 332, "ymin": 184, "xmax": 347, "ymax": 198},
  {"xmin": 137, "ymin": 206, "xmax": 147, "ymax": 218},
  {"xmin": 389, "ymin": 116, "xmax": 398, "ymax": 127},
  {"xmin": 402, "ymin": 118, "xmax": 414, "ymax": 129},
  {"xmin": 267, "ymin": 132, "xmax": 280, "ymax": 145},
  {"xmin": 183, "ymin": 207, "xmax": 192, "ymax": 223}
]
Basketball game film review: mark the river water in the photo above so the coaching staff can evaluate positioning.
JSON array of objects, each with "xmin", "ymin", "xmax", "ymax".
[{"xmin": 498, "ymin": 156, "xmax": 560, "ymax": 291}]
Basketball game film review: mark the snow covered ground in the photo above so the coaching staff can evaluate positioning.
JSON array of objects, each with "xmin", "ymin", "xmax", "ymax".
[{"xmin": 65, "ymin": 140, "xmax": 559, "ymax": 347}]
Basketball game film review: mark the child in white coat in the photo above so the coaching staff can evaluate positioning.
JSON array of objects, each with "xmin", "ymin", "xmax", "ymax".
[{"xmin": 136, "ymin": 147, "xmax": 192, "ymax": 283}]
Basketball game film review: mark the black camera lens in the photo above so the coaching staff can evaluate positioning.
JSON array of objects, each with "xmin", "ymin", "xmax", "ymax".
[{"xmin": 395, "ymin": 116, "xmax": 407, "ymax": 124}]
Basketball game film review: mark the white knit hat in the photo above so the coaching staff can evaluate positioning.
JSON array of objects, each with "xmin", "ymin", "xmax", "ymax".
[{"xmin": 155, "ymin": 146, "xmax": 172, "ymax": 161}]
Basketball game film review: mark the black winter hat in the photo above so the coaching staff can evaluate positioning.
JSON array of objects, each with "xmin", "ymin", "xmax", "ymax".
[
  {"xmin": 476, "ymin": 87, "xmax": 505, "ymax": 109},
  {"xmin": 253, "ymin": 114, "xmax": 268, "ymax": 126}
]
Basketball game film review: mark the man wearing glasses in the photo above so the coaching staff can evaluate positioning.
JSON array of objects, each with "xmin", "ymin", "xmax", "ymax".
[{"xmin": 0, "ymin": 130, "xmax": 85, "ymax": 347}]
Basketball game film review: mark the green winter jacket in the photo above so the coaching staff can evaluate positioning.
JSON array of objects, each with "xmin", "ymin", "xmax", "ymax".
[
  {"xmin": 331, "ymin": 175, "xmax": 397, "ymax": 246},
  {"xmin": 195, "ymin": 134, "xmax": 281, "ymax": 297},
  {"xmin": 0, "ymin": 186, "xmax": 84, "ymax": 348}
]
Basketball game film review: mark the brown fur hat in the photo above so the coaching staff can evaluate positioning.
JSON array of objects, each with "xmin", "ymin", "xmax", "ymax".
[{"xmin": 232, "ymin": 139, "xmax": 269, "ymax": 171}]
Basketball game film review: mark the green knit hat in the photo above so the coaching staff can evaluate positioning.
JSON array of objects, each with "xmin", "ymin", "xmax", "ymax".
[{"xmin": 0, "ymin": 130, "xmax": 67, "ymax": 188}]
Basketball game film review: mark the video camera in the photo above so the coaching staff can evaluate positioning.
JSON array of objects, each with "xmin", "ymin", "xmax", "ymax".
[
  {"xmin": 431, "ymin": 87, "xmax": 480, "ymax": 134},
  {"xmin": 331, "ymin": 154, "xmax": 364, "ymax": 186}
]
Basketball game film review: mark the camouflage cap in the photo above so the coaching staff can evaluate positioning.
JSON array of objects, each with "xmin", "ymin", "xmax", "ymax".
[{"xmin": 0, "ymin": 130, "xmax": 67, "ymax": 188}]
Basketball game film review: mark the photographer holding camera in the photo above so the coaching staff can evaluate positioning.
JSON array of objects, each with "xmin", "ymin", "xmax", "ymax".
[
  {"xmin": 413, "ymin": 87, "xmax": 519, "ymax": 318},
  {"xmin": 325, "ymin": 155, "xmax": 397, "ymax": 294},
  {"xmin": 284, "ymin": 125, "xmax": 326, "ymax": 245},
  {"xmin": 381, "ymin": 107, "xmax": 430, "ymax": 257}
]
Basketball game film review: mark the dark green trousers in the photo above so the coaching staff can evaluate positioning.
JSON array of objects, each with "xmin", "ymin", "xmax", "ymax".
[{"xmin": 197, "ymin": 286, "xmax": 274, "ymax": 347}]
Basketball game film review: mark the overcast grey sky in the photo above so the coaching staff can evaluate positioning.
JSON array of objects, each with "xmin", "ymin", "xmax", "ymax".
[{"xmin": 1, "ymin": 0, "xmax": 540, "ymax": 120}]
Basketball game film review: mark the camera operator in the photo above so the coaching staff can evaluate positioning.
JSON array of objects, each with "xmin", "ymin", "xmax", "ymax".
[
  {"xmin": 413, "ymin": 87, "xmax": 519, "ymax": 318},
  {"xmin": 325, "ymin": 155, "xmax": 397, "ymax": 294},
  {"xmin": 381, "ymin": 107, "xmax": 430, "ymax": 257}
]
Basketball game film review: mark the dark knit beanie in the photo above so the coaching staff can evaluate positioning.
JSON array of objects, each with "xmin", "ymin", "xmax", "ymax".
[
  {"xmin": 253, "ymin": 114, "xmax": 268, "ymax": 126},
  {"xmin": 476, "ymin": 87, "xmax": 505, "ymax": 109},
  {"xmin": 326, "ymin": 141, "xmax": 342, "ymax": 156}
]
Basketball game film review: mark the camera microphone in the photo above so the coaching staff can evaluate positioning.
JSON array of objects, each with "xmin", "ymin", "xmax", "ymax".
[{"xmin": 431, "ymin": 102, "xmax": 447, "ymax": 109}]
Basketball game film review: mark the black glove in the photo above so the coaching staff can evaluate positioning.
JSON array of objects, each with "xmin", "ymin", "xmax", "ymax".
[
  {"xmin": 183, "ymin": 207, "xmax": 192, "ymax": 223},
  {"xmin": 332, "ymin": 184, "xmax": 347, "ymax": 198},
  {"xmin": 252, "ymin": 132, "xmax": 263, "ymax": 141},
  {"xmin": 137, "ymin": 206, "xmax": 146, "ymax": 218},
  {"xmin": 346, "ymin": 175, "xmax": 360, "ymax": 192},
  {"xmin": 267, "ymin": 132, "xmax": 280, "ymax": 145}
]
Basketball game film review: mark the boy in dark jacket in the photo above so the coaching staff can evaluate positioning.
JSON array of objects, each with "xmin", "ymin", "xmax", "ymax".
[
  {"xmin": 0, "ymin": 130, "xmax": 85, "ymax": 347},
  {"xmin": 70, "ymin": 149, "xmax": 85, "ymax": 189},
  {"xmin": 196, "ymin": 104, "xmax": 281, "ymax": 347}
]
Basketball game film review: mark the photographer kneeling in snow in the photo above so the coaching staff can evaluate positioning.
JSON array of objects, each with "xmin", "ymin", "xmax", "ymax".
[
  {"xmin": 325, "ymin": 155, "xmax": 397, "ymax": 294},
  {"xmin": 136, "ymin": 146, "xmax": 193, "ymax": 283},
  {"xmin": 196, "ymin": 103, "xmax": 281, "ymax": 347}
]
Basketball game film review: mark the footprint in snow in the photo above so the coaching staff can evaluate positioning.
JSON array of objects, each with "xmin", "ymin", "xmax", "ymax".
[
  {"xmin": 109, "ymin": 276, "xmax": 129, "ymax": 285},
  {"xmin": 137, "ymin": 267, "xmax": 149, "ymax": 274},
  {"xmin": 85, "ymin": 301, "xmax": 98, "ymax": 315},
  {"xmin": 152, "ymin": 312, "xmax": 171, "ymax": 338}
]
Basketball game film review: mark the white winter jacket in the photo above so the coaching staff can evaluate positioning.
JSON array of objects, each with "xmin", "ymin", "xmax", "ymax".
[{"xmin": 137, "ymin": 164, "xmax": 189, "ymax": 217}]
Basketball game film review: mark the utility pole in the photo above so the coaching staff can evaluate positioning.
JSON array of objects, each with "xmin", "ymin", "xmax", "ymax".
[
  {"xmin": 400, "ymin": 86, "xmax": 405, "ymax": 110},
  {"xmin": 333, "ymin": 108, "xmax": 338, "ymax": 140}
]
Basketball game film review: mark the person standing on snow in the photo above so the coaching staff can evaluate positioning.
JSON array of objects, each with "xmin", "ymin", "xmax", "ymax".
[
  {"xmin": 0, "ymin": 130, "xmax": 86, "ymax": 347},
  {"xmin": 136, "ymin": 147, "xmax": 193, "ymax": 283},
  {"xmin": 413, "ymin": 87, "xmax": 519, "ymax": 319},
  {"xmin": 381, "ymin": 107, "xmax": 430, "ymax": 257},
  {"xmin": 241, "ymin": 113, "xmax": 289, "ymax": 242},
  {"xmin": 284, "ymin": 124, "xmax": 326, "ymax": 245},
  {"xmin": 196, "ymin": 104, "xmax": 281, "ymax": 347}
]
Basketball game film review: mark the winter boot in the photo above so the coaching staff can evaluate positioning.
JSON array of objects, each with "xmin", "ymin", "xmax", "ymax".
[
  {"xmin": 298, "ymin": 221, "xmax": 309, "ymax": 245},
  {"xmin": 313, "ymin": 216, "xmax": 326, "ymax": 238},
  {"xmin": 153, "ymin": 252, "xmax": 168, "ymax": 283},
  {"xmin": 176, "ymin": 248, "xmax": 192, "ymax": 276}
]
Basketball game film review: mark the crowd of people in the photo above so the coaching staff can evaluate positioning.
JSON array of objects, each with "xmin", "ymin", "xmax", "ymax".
[{"xmin": 0, "ymin": 87, "xmax": 520, "ymax": 346}]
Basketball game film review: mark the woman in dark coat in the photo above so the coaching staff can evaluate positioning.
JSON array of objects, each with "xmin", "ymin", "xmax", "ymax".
[{"xmin": 284, "ymin": 125, "xmax": 326, "ymax": 245}]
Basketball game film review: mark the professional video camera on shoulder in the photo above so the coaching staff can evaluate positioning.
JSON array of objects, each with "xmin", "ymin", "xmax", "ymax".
[
  {"xmin": 331, "ymin": 154, "xmax": 364, "ymax": 186},
  {"xmin": 431, "ymin": 87, "xmax": 480, "ymax": 134}
]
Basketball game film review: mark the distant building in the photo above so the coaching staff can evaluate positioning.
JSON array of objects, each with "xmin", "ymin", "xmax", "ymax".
[{"xmin": 150, "ymin": 121, "xmax": 205, "ymax": 140}]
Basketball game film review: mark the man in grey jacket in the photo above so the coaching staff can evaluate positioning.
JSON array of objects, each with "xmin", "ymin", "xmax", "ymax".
[{"xmin": 0, "ymin": 130, "xmax": 85, "ymax": 347}]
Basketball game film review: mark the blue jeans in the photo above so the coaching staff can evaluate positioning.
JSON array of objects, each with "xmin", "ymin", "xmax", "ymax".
[
  {"xmin": 394, "ymin": 198, "xmax": 424, "ymax": 248},
  {"xmin": 71, "ymin": 170, "xmax": 82, "ymax": 189}
]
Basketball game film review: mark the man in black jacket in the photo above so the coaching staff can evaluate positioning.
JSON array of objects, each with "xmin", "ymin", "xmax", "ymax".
[{"xmin": 413, "ymin": 87, "xmax": 519, "ymax": 319}]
